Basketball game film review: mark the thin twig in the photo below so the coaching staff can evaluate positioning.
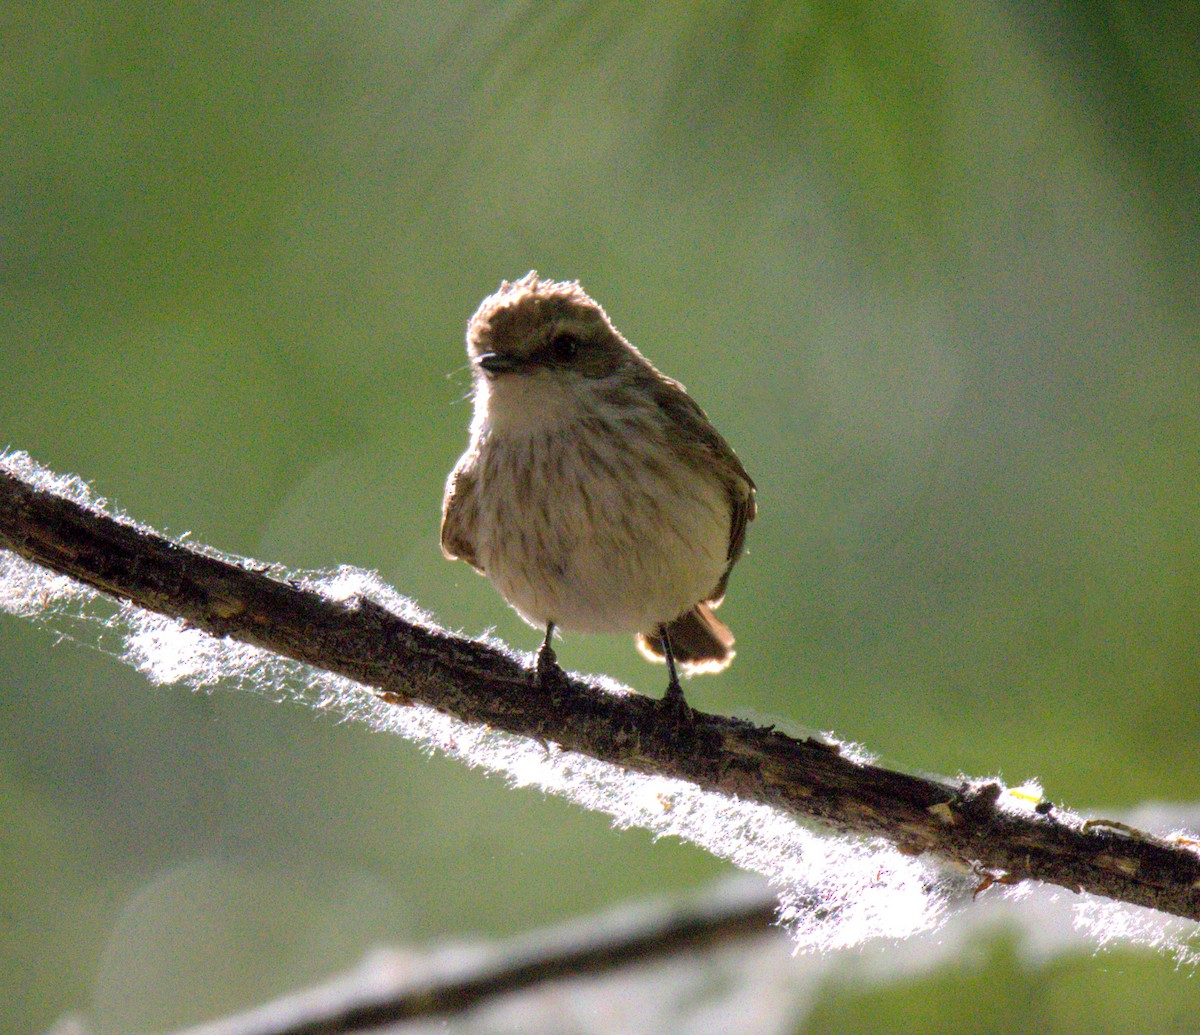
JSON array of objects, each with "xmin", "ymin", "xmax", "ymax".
[
  {"xmin": 173, "ymin": 885, "xmax": 782, "ymax": 1035},
  {"xmin": 2, "ymin": 463, "xmax": 1200, "ymax": 921}
]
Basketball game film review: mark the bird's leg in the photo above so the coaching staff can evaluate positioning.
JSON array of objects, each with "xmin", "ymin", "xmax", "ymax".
[
  {"xmin": 535, "ymin": 622, "xmax": 561, "ymax": 687},
  {"xmin": 659, "ymin": 630, "xmax": 693, "ymax": 721}
]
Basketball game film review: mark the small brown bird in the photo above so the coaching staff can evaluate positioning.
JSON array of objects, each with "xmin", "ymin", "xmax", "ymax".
[{"xmin": 441, "ymin": 272, "xmax": 756, "ymax": 707}]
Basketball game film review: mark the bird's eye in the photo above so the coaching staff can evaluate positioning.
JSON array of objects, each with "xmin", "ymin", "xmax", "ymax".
[{"xmin": 548, "ymin": 330, "xmax": 580, "ymax": 363}]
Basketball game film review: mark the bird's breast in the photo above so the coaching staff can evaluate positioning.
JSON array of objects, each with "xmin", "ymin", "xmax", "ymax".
[{"xmin": 471, "ymin": 415, "xmax": 730, "ymax": 634}]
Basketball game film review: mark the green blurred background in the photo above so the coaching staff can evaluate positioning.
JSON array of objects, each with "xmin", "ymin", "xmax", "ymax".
[{"xmin": 3, "ymin": 2, "xmax": 1199, "ymax": 1031}]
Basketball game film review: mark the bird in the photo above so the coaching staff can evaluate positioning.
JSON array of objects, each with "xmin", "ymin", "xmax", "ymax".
[{"xmin": 441, "ymin": 271, "xmax": 756, "ymax": 709}]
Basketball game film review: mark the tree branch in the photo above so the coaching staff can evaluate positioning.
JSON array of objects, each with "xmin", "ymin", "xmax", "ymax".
[
  {"xmin": 175, "ymin": 884, "xmax": 782, "ymax": 1035},
  {"xmin": 2, "ymin": 460, "xmax": 1199, "ymax": 921}
]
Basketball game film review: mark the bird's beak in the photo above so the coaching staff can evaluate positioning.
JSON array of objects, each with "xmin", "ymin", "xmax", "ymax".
[{"xmin": 477, "ymin": 352, "xmax": 525, "ymax": 375}]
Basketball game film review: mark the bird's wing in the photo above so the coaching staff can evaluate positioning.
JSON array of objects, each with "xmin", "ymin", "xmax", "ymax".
[
  {"xmin": 647, "ymin": 373, "xmax": 757, "ymax": 602},
  {"xmin": 440, "ymin": 451, "xmax": 483, "ymax": 571}
]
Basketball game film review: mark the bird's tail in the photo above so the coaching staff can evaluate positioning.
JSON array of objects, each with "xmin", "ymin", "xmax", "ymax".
[{"xmin": 636, "ymin": 603, "xmax": 735, "ymax": 675}]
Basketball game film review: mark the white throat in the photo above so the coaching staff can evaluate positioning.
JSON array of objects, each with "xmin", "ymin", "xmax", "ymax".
[{"xmin": 475, "ymin": 369, "xmax": 592, "ymax": 438}]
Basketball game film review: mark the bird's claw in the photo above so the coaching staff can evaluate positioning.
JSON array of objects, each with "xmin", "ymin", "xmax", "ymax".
[
  {"xmin": 658, "ymin": 677, "xmax": 694, "ymax": 725},
  {"xmin": 535, "ymin": 640, "xmax": 564, "ymax": 690}
]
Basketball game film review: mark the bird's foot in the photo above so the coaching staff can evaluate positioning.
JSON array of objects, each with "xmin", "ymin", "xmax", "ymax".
[
  {"xmin": 658, "ymin": 675, "xmax": 694, "ymax": 725},
  {"xmin": 535, "ymin": 638, "xmax": 565, "ymax": 690}
]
